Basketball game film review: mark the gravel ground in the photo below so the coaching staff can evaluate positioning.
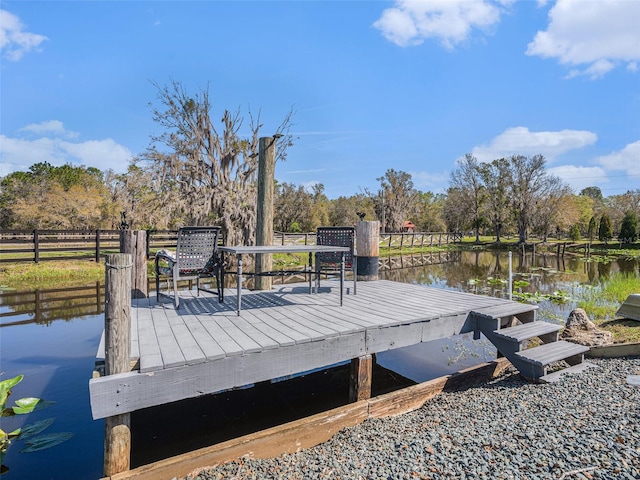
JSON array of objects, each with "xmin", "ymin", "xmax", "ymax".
[{"xmin": 183, "ymin": 357, "xmax": 640, "ymax": 480}]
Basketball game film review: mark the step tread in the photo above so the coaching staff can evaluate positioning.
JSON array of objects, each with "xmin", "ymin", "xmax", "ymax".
[
  {"xmin": 493, "ymin": 321, "xmax": 562, "ymax": 342},
  {"xmin": 514, "ymin": 340, "xmax": 590, "ymax": 366},
  {"xmin": 539, "ymin": 362, "xmax": 597, "ymax": 383},
  {"xmin": 472, "ymin": 303, "xmax": 538, "ymax": 320}
]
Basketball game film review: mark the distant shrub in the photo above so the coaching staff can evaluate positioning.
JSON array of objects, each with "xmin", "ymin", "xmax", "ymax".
[
  {"xmin": 619, "ymin": 211, "xmax": 638, "ymax": 243},
  {"xmin": 599, "ymin": 213, "xmax": 613, "ymax": 243},
  {"xmin": 569, "ymin": 224, "xmax": 581, "ymax": 241}
]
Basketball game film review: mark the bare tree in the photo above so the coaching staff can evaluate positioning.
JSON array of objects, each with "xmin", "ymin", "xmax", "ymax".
[
  {"xmin": 138, "ymin": 80, "xmax": 294, "ymax": 245},
  {"xmin": 507, "ymin": 154, "xmax": 548, "ymax": 243},
  {"xmin": 478, "ymin": 158, "xmax": 510, "ymax": 242},
  {"xmin": 450, "ymin": 154, "xmax": 485, "ymax": 242},
  {"xmin": 532, "ymin": 175, "xmax": 572, "ymax": 241}
]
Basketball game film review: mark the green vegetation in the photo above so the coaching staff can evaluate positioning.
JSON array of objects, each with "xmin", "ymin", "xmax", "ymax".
[
  {"xmin": 0, "ymin": 261, "xmax": 105, "ymax": 290},
  {"xmin": 619, "ymin": 211, "xmax": 638, "ymax": 243},
  {"xmin": 0, "ymin": 375, "xmax": 73, "ymax": 474}
]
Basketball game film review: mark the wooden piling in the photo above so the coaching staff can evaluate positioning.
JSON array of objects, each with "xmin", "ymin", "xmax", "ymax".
[
  {"xmin": 120, "ymin": 230, "xmax": 148, "ymax": 299},
  {"xmin": 104, "ymin": 254, "xmax": 132, "ymax": 477},
  {"xmin": 349, "ymin": 354, "xmax": 373, "ymax": 402},
  {"xmin": 255, "ymin": 136, "xmax": 276, "ymax": 291},
  {"xmin": 356, "ymin": 221, "xmax": 379, "ymax": 281}
]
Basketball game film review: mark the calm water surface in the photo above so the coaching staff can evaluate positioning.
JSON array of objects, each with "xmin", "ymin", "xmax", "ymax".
[{"xmin": 0, "ymin": 250, "xmax": 636, "ymax": 479}]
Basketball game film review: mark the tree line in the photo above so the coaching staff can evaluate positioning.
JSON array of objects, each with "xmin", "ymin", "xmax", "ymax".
[{"xmin": 1, "ymin": 81, "xmax": 638, "ymax": 245}]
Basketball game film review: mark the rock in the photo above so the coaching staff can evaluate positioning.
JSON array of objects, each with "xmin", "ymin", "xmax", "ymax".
[{"xmin": 561, "ymin": 308, "xmax": 614, "ymax": 346}]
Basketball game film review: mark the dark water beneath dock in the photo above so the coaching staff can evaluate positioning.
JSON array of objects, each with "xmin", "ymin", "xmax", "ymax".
[{"xmin": 0, "ymin": 251, "xmax": 636, "ymax": 479}]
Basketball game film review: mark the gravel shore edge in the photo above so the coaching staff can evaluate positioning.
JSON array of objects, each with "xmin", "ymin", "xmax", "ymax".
[{"xmin": 182, "ymin": 357, "xmax": 640, "ymax": 480}]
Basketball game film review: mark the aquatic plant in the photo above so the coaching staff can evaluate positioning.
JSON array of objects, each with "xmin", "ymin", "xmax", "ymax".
[{"xmin": 0, "ymin": 375, "xmax": 73, "ymax": 475}]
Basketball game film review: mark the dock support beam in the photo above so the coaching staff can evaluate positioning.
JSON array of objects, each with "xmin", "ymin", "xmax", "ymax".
[
  {"xmin": 103, "ymin": 254, "xmax": 132, "ymax": 477},
  {"xmin": 356, "ymin": 221, "xmax": 379, "ymax": 281},
  {"xmin": 120, "ymin": 230, "xmax": 148, "ymax": 299},
  {"xmin": 349, "ymin": 354, "xmax": 373, "ymax": 402},
  {"xmin": 255, "ymin": 136, "xmax": 276, "ymax": 291}
]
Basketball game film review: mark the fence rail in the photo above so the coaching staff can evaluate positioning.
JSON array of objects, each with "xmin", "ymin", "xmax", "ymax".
[{"xmin": 0, "ymin": 229, "xmax": 461, "ymax": 263}]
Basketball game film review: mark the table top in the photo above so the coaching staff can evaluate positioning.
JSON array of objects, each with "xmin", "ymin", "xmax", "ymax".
[{"xmin": 219, "ymin": 245, "xmax": 350, "ymax": 255}]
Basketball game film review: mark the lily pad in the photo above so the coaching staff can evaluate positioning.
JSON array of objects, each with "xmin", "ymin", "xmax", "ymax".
[
  {"xmin": 17, "ymin": 418, "xmax": 55, "ymax": 440},
  {"xmin": 20, "ymin": 432, "xmax": 74, "ymax": 453},
  {"xmin": 11, "ymin": 398, "xmax": 55, "ymax": 415},
  {"xmin": 0, "ymin": 375, "xmax": 24, "ymax": 410}
]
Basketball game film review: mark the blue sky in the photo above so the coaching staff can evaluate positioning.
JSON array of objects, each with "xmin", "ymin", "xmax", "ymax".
[{"xmin": 1, "ymin": 0, "xmax": 639, "ymax": 199}]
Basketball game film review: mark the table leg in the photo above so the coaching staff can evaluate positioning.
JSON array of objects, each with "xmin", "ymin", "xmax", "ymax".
[
  {"xmin": 340, "ymin": 251, "xmax": 345, "ymax": 306},
  {"xmin": 236, "ymin": 253, "xmax": 242, "ymax": 315},
  {"xmin": 308, "ymin": 252, "xmax": 313, "ymax": 294}
]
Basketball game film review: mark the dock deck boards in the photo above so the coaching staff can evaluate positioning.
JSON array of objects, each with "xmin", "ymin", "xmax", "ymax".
[{"xmin": 90, "ymin": 280, "xmax": 534, "ymax": 420}]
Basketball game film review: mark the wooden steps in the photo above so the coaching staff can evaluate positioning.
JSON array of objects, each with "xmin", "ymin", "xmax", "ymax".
[{"xmin": 472, "ymin": 306, "xmax": 592, "ymax": 383}]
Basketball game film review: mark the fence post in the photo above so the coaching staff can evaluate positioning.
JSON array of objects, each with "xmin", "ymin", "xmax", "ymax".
[
  {"xmin": 103, "ymin": 253, "xmax": 132, "ymax": 477},
  {"xmin": 120, "ymin": 231, "xmax": 148, "ymax": 299},
  {"xmin": 33, "ymin": 229, "xmax": 39, "ymax": 263},
  {"xmin": 95, "ymin": 229, "xmax": 101, "ymax": 263}
]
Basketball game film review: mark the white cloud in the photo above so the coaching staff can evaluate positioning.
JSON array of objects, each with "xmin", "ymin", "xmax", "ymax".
[
  {"xmin": 0, "ymin": 9, "xmax": 48, "ymax": 61},
  {"xmin": 526, "ymin": 0, "xmax": 640, "ymax": 78},
  {"xmin": 471, "ymin": 126, "xmax": 597, "ymax": 163},
  {"xmin": 596, "ymin": 140, "xmax": 640, "ymax": 176},
  {"xmin": 20, "ymin": 120, "xmax": 79, "ymax": 139},
  {"xmin": 547, "ymin": 164, "xmax": 608, "ymax": 193},
  {"xmin": 410, "ymin": 170, "xmax": 449, "ymax": 192},
  {"xmin": 0, "ymin": 125, "xmax": 133, "ymax": 176},
  {"xmin": 373, "ymin": 0, "xmax": 508, "ymax": 49}
]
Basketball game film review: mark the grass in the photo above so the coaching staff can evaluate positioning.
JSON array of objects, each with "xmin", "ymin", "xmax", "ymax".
[
  {"xmin": 0, "ymin": 260, "xmax": 105, "ymax": 290},
  {"xmin": 576, "ymin": 272, "xmax": 640, "ymax": 344}
]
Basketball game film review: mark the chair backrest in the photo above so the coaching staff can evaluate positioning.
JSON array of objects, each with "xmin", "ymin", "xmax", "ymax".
[
  {"xmin": 316, "ymin": 226, "xmax": 355, "ymax": 267},
  {"xmin": 176, "ymin": 226, "xmax": 221, "ymax": 273}
]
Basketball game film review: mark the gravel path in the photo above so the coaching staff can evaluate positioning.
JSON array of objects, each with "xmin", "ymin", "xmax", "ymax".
[{"xmin": 183, "ymin": 357, "xmax": 640, "ymax": 480}]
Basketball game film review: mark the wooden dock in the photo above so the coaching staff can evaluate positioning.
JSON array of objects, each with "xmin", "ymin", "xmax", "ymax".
[{"xmin": 90, "ymin": 279, "xmax": 534, "ymax": 420}]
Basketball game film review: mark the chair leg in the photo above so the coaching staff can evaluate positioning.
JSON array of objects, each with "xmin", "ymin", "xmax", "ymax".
[
  {"xmin": 173, "ymin": 265, "xmax": 179, "ymax": 308},
  {"xmin": 217, "ymin": 268, "xmax": 224, "ymax": 303},
  {"xmin": 353, "ymin": 263, "xmax": 357, "ymax": 295}
]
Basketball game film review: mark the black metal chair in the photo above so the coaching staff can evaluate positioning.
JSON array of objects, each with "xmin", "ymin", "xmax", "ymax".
[
  {"xmin": 315, "ymin": 226, "xmax": 357, "ymax": 296},
  {"xmin": 154, "ymin": 226, "xmax": 224, "ymax": 308}
]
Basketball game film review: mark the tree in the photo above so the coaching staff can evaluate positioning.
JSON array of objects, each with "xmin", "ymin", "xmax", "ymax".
[
  {"xmin": 450, "ymin": 154, "xmax": 485, "ymax": 242},
  {"xmin": 442, "ymin": 187, "xmax": 470, "ymax": 234},
  {"xmin": 587, "ymin": 216, "xmax": 597, "ymax": 242},
  {"xmin": 137, "ymin": 80, "xmax": 294, "ymax": 245},
  {"xmin": 532, "ymin": 176, "xmax": 572, "ymax": 241},
  {"xmin": 274, "ymin": 182, "xmax": 313, "ymax": 232},
  {"xmin": 105, "ymin": 164, "xmax": 163, "ymax": 229},
  {"xmin": 619, "ymin": 211, "xmax": 638, "ymax": 243},
  {"xmin": 0, "ymin": 162, "xmax": 113, "ymax": 229},
  {"xmin": 374, "ymin": 169, "xmax": 417, "ymax": 232},
  {"xmin": 478, "ymin": 158, "xmax": 510, "ymax": 242},
  {"xmin": 568, "ymin": 224, "xmax": 581, "ymax": 241},
  {"xmin": 414, "ymin": 191, "xmax": 446, "ymax": 232},
  {"xmin": 580, "ymin": 186, "xmax": 603, "ymax": 202},
  {"xmin": 598, "ymin": 212, "xmax": 613, "ymax": 243},
  {"xmin": 506, "ymin": 154, "xmax": 548, "ymax": 243}
]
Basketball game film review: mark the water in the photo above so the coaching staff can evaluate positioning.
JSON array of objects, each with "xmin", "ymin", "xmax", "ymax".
[{"xmin": 0, "ymin": 250, "xmax": 636, "ymax": 479}]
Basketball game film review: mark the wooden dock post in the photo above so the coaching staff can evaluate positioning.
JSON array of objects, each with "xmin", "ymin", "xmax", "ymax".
[
  {"xmin": 356, "ymin": 220, "xmax": 379, "ymax": 281},
  {"xmin": 349, "ymin": 354, "xmax": 373, "ymax": 402},
  {"xmin": 255, "ymin": 136, "xmax": 276, "ymax": 291},
  {"xmin": 120, "ymin": 230, "xmax": 148, "ymax": 299},
  {"xmin": 103, "ymin": 254, "xmax": 132, "ymax": 477}
]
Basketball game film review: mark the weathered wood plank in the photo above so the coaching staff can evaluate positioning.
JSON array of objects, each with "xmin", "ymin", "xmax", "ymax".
[{"xmin": 90, "ymin": 332, "xmax": 366, "ymax": 419}]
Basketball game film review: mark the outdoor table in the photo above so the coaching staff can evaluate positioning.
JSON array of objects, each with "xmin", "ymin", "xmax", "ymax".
[{"xmin": 218, "ymin": 245, "xmax": 350, "ymax": 315}]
